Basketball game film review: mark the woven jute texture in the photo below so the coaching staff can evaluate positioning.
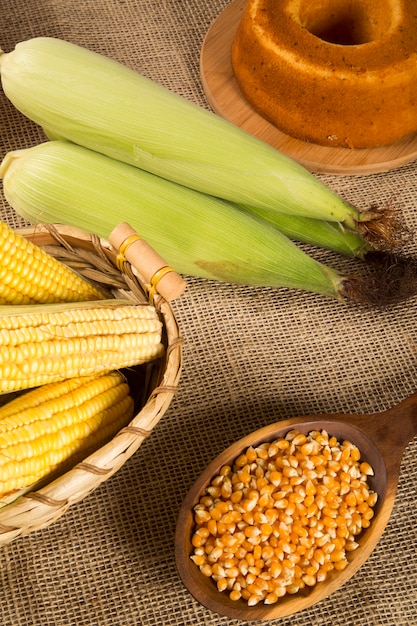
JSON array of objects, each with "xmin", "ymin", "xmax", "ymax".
[{"xmin": 0, "ymin": 1, "xmax": 416, "ymax": 625}]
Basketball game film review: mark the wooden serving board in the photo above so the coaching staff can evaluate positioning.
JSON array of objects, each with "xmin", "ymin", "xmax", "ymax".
[{"xmin": 200, "ymin": 0, "xmax": 417, "ymax": 175}]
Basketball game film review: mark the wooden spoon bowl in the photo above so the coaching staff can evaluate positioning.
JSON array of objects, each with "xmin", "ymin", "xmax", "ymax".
[{"xmin": 175, "ymin": 394, "xmax": 417, "ymax": 620}]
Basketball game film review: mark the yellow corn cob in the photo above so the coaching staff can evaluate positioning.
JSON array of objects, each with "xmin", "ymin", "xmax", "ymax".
[
  {"xmin": 0, "ymin": 220, "xmax": 104, "ymax": 304},
  {"xmin": 0, "ymin": 372, "xmax": 134, "ymax": 499},
  {"xmin": 0, "ymin": 299, "xmax": 164, "ymax": 392}
]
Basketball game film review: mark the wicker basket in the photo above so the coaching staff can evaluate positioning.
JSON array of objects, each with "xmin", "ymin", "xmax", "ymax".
[{"xmin": 0, "ymin": 223, "xmax": 183, "ymax": 546}]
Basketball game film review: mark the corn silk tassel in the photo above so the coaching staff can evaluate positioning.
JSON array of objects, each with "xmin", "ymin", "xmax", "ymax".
[
  {"xmin": 1, "ymin": 140, "xmax": 416, "ymax": 305},
  {"xmin": 0, "ymin": 36, "xmax": 404, "ymax": 249}
]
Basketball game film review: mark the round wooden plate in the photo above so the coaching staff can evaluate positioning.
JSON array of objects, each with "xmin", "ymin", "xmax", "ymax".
[{"xmin": 200, "ymin": 0, "xmax": 417, "ymax": 175}]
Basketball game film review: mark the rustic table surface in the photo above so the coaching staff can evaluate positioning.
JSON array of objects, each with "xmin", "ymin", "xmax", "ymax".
[{"xmin": 1, "ymin": 2, "xmax": 416, "ymax": 625}]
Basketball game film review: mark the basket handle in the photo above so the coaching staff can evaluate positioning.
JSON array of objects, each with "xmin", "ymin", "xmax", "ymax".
[{"xmin": 109, "ymin": 222, "xmax": 186, "ymax": 301}]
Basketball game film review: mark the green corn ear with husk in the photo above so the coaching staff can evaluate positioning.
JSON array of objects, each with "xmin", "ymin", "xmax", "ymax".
[
  {"xmin": 0, "ymin": 36, "xmax": 382, "ymax": 240},
  {"xmin": 0, "ymin": 140, "xmax": 349, "ymax": 299},
  {"xmin": 238, "ymin": 207, "xmax": 371, "ymax": 257}
]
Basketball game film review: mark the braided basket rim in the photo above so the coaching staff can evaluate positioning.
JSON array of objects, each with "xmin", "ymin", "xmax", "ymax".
[{"xmin": 0, "ymin": 223, "xmax": 183, "ymax": 546}]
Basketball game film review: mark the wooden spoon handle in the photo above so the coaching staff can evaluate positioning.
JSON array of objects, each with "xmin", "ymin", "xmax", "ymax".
[
  {"xmin": 378, "ymin": 391, "xmax": 417, "ymax": 444},
  {"xmin": 347, "ymin": 391, "xmax": 417, "ymax": 476}
]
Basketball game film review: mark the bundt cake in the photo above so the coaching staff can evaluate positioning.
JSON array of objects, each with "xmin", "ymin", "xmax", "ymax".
[{"xmin": 231, "ymin": 0, "xmax": 417, "ymax": 148}]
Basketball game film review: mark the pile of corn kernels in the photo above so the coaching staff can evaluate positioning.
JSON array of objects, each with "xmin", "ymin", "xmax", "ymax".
[{"xmin": 190, "ymin": 429, "xmax": 377, "ymax": 606}]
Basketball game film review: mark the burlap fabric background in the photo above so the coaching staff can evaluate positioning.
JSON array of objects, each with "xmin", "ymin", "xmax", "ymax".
[{"xmin": 0, "ymin": 1, "xmax": 416, "ymax": 625}]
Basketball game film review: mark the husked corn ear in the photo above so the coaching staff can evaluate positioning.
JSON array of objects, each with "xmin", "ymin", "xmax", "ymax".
[
  {"xmin": 0, "ymin": 220, "xmax": 104, "ymax": 304},
  {"xmin": 0, "ymin": 372, "xmax": 134, "ymax": 499},
  {"xmin": 0, "ymin": 299, "xmax": 164, "ymax": 392}
]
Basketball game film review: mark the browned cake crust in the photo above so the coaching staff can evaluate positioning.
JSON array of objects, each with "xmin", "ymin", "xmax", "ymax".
[{"xmin": 231, "ymin": 0, "xmax": 417, "ymax": 148}]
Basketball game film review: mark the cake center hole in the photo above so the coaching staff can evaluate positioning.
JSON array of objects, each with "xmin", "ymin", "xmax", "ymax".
[{"xmin": 299, "ymin": 1, "xmax": 387, "ymax": 45}]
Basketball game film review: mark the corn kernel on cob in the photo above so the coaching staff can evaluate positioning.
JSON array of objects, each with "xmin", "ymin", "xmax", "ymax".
[
  {"xmin": 0, "ymin": 299, "xmax": 164, "ymax": 392},
  {"xmin": 0, "ymin": 220, "xmax": 104, "ymax": 304},
  {"xmin": 0, "ymin": 371, "xmax": 134, "ymax": 499}
]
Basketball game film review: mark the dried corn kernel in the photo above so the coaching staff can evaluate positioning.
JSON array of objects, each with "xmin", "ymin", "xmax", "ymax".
[{"xmin": 190, "ymin": 429, "xmax": 377, "ymax": 606}]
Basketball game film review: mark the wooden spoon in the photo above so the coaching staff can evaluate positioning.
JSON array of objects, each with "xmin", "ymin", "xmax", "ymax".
[{"xmin": 175, "ymin": 393, "xmax": 417, "ymax": 620}]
